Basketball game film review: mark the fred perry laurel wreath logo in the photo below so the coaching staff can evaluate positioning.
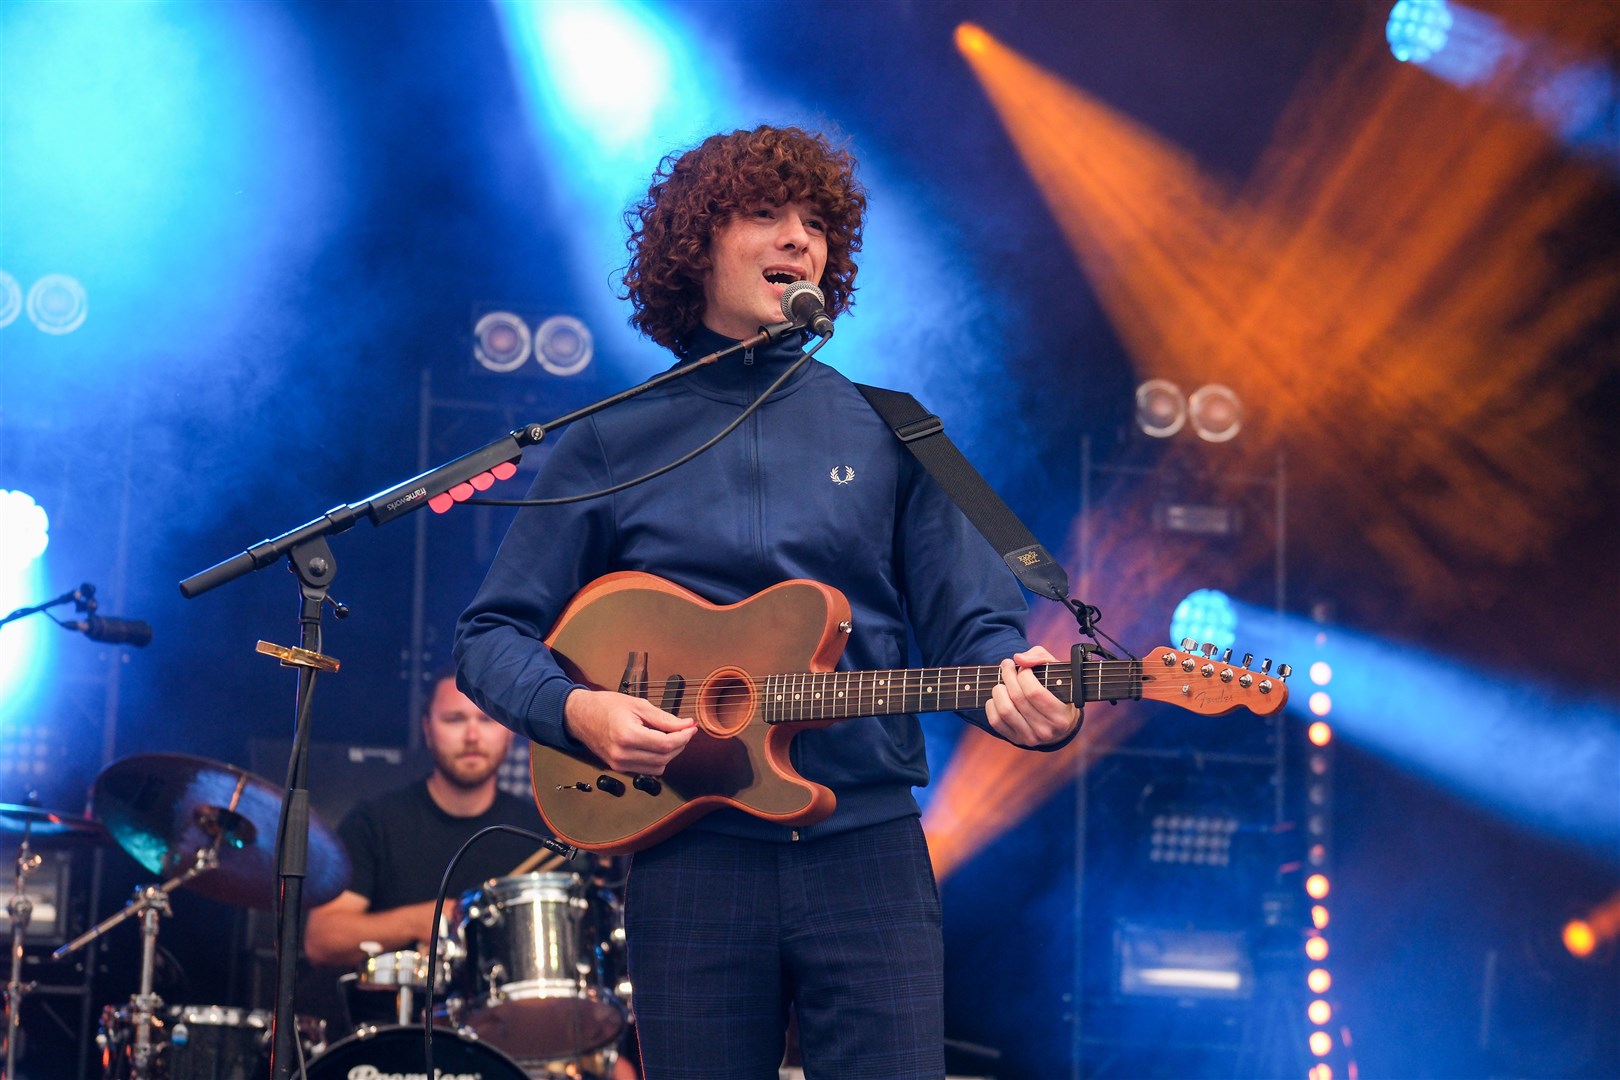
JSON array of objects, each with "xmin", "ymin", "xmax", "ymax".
[{"xmin": 829, "ymin": 465, "xmax": 855, "ymax": 485}]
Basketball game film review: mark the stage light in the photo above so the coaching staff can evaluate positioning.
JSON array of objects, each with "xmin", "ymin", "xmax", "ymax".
[
  {"xmin": 1310, "ymin": 661, "xmax": 1333, "ymax": 686},
  {"xmin": 0, "ymin": 271, "xmax": 20, "ymax": 329},
  {"xmin": 1168, "ymin": 588, "xmax": 1237, "ymax": 653},
  {"xmin": 1115, "ymin": 922, "xmax": 1253, "ymax": 999},
  {"xmin": 1312, "ymin": 905, "xmax": 1330, "ymax": 929},
  {"xmin": 26, "ymin": 274, "xmax": 88, "ymax": 335},
  {"xmin": 1308, "ymin": 721, "xmax": 1333, "ymax": 746},
  {"xmin": 1310, "ymin": 1029, "xmax": 1334, "ymax": 1056},
  {"xmin": 1309, "ymin": 691, "xmax": 1333, "ymax": 717},
  {"xmin": 472, "ymin": 311, "xmax": 533, "ymax": 373},
  {"xmin": 533, "ymin": 314, "xmax": 593, "ymax": 376},
  {"xmin": 1147, "ymin": 812, "xmax": 1239, "ymax": 867},
  {"xmin": 1308, "ymin": 967, "xmax": 1332, "ymax": 994},
  {"xmin": 1563, "ymin": 920, "xmax": 1596, "ymax": 958},
  {"xmin": 524, "ymin": 0, "xmax": 675, "ymax": 154},
  {"xmin": 1308, "ymin": 1065, "xmax": 1333, "ymax": 1080},
  {"xmin": 1386, "ymin": 0, "xmax": 1452, "ymax": 63},
  {"xmin": 0, "ymin": 491, "xmax": 50, "ymax": 568},
  {"xmin": 1306, "ymin": 935, "xmax": 1330, "ymax": 961},
  {"xmin": 1308, "ymin": 843, "xmax": 1328, "ymax": 867},
  {"xmin": 1306, "ymin": 873, "xmax": 1331, "ymax": 899},
  {"xmin": 1309, "ymin": 998, "xmax": 1333, "ymax": 1025},
  {"xmin": 1188, "ymin": 383, "xmax": 1242, "ymax": 443},
  {"xmin": 955, "ymin": 22, "xmax": 989, "ymax": 57},
  {"xmin": 1134, "ymin": 378, "xmax": 1186, "ymax": 438}
]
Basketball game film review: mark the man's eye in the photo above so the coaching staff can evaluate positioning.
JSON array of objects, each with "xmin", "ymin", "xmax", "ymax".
[
  {"xmin": 751, "ymin": 208, "xmax": 773, "ymax": 219},
  {"xmin": 806, "ymin": 219, "xmax": 826, "ymax": 232}
]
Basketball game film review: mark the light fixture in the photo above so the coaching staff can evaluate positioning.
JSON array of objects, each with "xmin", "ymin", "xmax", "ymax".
[
  {"xmin": 26, "ymin": 274, "xmax": 88, "ymax": 335},
  {"xmin": 1188, "ymin": 383, "xmax": 1242, "ymax": 442},
  {"xmin": 534, "ymin": 314, "xmax": 593, "ymax": 376},
  {"xmin": 0, "ymin": 271, "xmax": 21, "ymax": 328},
  {"xmin": 1115, "ymin": 922, "xmax": 1253, "ymax": 999},
  {"xmin": 472, "ymin": 310, "xmax": 533, "ymax": 373},
  {"xmin": 1134, "ymin": 378, "xmax": 1186, "ymax": 438}
]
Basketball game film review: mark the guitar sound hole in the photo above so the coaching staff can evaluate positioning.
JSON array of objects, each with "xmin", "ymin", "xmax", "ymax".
[{"xmin": 698, "ymin": 668, "xmax": 754, "ymax": 737}]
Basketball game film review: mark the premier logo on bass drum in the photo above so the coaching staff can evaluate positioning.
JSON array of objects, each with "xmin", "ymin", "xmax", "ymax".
[{"xmin": 344, "ymin": 1067, "xmax": 482, "ymax": 1080}]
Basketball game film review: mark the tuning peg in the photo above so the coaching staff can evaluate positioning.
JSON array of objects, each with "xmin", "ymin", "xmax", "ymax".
[
  {"xmin": 1221, "ymin": 648, "xmax": 1233, "ymax": 663},
  {"xmin": 1276, "ymin": 663, "xmax": 1292, "ymax": 680},
  {"xmin": 1242, "ymin": 653, "xmax": 1254, "ymax": 668},
  {"xmin": 1201, "ymin": 642, "xmax": 1217, "ymax": 657},
  {"xmin": 1180, "ymin": 637, "xmax": 1198, "ymax": 652},
  {"xmin": 1260, "ymin": 658, "xmax": 1273, "ymax": 675}
]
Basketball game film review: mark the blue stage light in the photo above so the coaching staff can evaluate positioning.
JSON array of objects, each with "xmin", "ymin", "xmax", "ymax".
[
  {"xmin": 1169, "ymin": 589, "xmax": 1238, "ymax": 653},
  {"xmin": 0, "ymin": 492, "xmax": 52, "ymax": 723},
  {"xmin": 1387, "ymin": 0, "xmax": 1453, "ymax": 64},
  {"xmin": 0, "ymin": 271, "xmax": 21, "ymax": 329},
  {"xmin": 1224, "ymin": 601, "xmax": 1620, "ymax": 859},
  {"xmin": 26, "ymin": 274, "xmax": 88, "ymax": 335}
]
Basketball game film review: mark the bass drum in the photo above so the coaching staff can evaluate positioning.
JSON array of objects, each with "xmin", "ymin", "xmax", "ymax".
[{"xmin": 304, "ymin": 1025, "xmax": 527, "ymax": 1080}]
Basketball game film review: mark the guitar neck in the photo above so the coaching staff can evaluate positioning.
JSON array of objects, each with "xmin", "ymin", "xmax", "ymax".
[{"xmin": 761, "ymin": 660, "xmax": 1137, "ymax": 724}]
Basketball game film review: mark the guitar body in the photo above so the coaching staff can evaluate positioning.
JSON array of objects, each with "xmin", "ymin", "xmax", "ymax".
[{"xmin": 531, "ymin": 571, "xmax": 852, "ymax": 853}]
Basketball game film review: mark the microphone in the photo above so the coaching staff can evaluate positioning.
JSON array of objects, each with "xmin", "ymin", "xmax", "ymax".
[
  {"xmin": 73, "ymin": 615, "xmax": 154, "ymax": 648},
  {"xmin": 780, "ymin": 281, "xmax": 834, "ymax": 338}
]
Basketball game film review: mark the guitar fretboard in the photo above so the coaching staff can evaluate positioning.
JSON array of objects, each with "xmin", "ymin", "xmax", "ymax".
[{"xmin": 760, "ymin": 661, "xmax": 1141, "ymax": 724}]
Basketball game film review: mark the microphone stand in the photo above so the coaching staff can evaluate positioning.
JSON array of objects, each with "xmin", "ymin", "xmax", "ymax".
[{"xmin": 179, "ymin": 322, "xmax": 797, "ymax": 1080}]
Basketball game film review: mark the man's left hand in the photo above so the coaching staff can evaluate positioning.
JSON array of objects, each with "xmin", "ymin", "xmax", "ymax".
[{"xmin": 984, "ymin": 645, "xmax": 1081, "ymax": 748}]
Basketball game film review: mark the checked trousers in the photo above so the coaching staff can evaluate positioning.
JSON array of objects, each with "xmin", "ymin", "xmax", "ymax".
[{"xmin": 624, "ymin": 815, "xmax": 946, "ymax": 1080}]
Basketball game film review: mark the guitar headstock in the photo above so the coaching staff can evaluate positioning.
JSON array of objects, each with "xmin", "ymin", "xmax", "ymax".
[{"xmin": 1142, "ymin": 641, "xmax": 1290, "ymax": 716}]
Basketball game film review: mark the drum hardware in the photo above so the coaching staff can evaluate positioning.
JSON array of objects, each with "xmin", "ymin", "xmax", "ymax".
[{"xmin": 58, "ymin": 847, "xmax": 218, "ymax": 1080}]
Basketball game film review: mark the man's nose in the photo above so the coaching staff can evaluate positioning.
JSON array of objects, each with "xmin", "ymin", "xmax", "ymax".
[{"xmin": 777, "ymin": 214, "xmax": 812, "ymax": 249}]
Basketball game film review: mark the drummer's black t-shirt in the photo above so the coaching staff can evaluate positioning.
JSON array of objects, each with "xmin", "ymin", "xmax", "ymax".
[{"xmin": 336, "ymin": 780, "xmax": 558, "ymax": 911}]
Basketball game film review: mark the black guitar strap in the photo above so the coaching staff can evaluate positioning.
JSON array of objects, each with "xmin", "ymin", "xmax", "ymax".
[{"xmin": 856, "ymin": 383, "xmax": 1071, "ymax": 603}]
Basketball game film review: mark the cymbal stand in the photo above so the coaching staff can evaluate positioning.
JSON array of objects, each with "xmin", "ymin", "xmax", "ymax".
[
  {"xmin": 53, "ymin": 848, "xmax": 219, "ymax": 1080},
  {"xmin": 3, "ymin": 824, "xmax": 42, "ymax": 1080}
]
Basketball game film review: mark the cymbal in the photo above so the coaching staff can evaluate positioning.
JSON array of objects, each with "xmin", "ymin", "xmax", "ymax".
[
  {"xmin": 93, "ymin": 753, "xmax": 350, "ymax": 910},
  {"xmin": 0, "ymin": 802, "xmax": 109, "ymax": 844}
]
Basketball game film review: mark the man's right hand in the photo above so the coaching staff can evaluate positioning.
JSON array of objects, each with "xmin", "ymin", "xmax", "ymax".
[{"xmin": 563, "ymin": 688, "xmax": 696, "ymax": 775}]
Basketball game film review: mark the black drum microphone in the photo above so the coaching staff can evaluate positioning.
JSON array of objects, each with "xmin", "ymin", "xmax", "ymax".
[{"xmin": 73, "ymin": 614, "xmax": 154, "ymax": 648}]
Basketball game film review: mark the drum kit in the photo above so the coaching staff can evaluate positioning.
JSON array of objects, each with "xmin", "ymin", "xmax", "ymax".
[{"xmin": 1, "ymin": 754, "xmax": 633, "ymax": 1080}]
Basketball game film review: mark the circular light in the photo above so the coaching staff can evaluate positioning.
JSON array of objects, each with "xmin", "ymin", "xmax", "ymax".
[
  {"xmin": 1308, "ymin": 1064, "xmax": 1334, "ymax": 1080},
  {"xmin": 1306, "ymin": 935, "xmax": 1330, "ymax": 961},
  {"xmin": 1135, "ymin": 378, "xmax": 1187, "ymax": 438},
  {"xmin": 1310, "ymin": 754, "xmax": 1329, "ymax": 776},
  {"xmin": 1308, "ymin": 998, "xmax": 1333, "ymax": 1025},
  {"xmin": 1306, "ymin": 873, "xmax": 1330, "ymax": 899},
  {"xmin": 473, "ymin": 311, "xmax": 533, "ymax": 373},
  {"xmin": 1386, "ymin": 0, "xmax": 1453, "ymax": 64},
  {"xmin": 1188, "ymin": 383, "xmax": 1243, "ymax": 442},
  {"xmin": 955, "ymin": 22, "xmax": 990, "ymax": 55},
  {"xmin": 1169, "ymin": 588, "xmax": 1237, "ymax": 653},
  {"xmin": 1308, "ymin": 814, "xmax": 1327, "ymax": 837},
  {"xmin": 0, "ymin": 270, "xmax": 21, "ymax": 328},
  {"xmin": 1308, "ymin": 721, "xmax": 1333, "ymax": 746},
  {"xmin": 1309, "ymin": 1029, "xmax": 1333, "ymax": 1057},
  {"xmin": 0, "ymin": 490, "xmax": 50, "ymax": 569},
  {"xmin": 1309, "ymin": 661, "xmax": 1332, "ymax": 686},
  {"xmin": 1309, "ymin": 691, "xmax": 1333, "ymax": 716},
  {"xmin": 1563, "ymin": 919, "xmax": 1596, "ymax": 958},
  {"xmin": 27, "ymin": 274, "xmax": 88, "ymax": 334},
  {"xmin": 1308, "ymin": 843, "xmax": 1327, "ymax": 867},
  {"xmin": 1308, "ymin": 967, "xmax": 1332, "ymax": 994},
  {"xmin": 534, "ymin": 314, "xmax": 593, "ymax": 376},
  {"xmin": 1312, "ymin": 904, "xmax": 1330, "ymax": 929}
]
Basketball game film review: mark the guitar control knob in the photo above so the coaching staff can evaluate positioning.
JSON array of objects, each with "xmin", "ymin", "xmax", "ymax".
[
  {"xmin": 633, "ymin": 774, "xmax": 662, "ymax": 796},
  {"xmin": 595, "ymin": 775, "xmax": 626, "ymax": 797},
  {"xmin": 1276, "ymin": 663, "xmax": 1292, "ymax": 679}
]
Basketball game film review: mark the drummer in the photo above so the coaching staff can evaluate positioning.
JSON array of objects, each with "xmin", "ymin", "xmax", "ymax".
[{"xmin": 305, "ymin": 669, "xmax": 584, "ymax": 969}]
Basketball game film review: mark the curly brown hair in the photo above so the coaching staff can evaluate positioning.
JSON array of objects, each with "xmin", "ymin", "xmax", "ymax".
[{"xmin": 621, "ymin": 125, "xmax": 867, "ymax": 353}]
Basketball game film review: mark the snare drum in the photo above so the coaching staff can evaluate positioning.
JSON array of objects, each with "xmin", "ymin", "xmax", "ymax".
[
  {"xmin": 304, "ymin": 1024, "xmax": 526, "ymax": 1080},
  {"xmin": 454, "ymin": 872, "xmax": 627, "ymax": 1063}
]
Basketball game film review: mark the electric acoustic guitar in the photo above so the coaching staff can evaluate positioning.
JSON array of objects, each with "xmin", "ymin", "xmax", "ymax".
[{"xmin": 530, "ymin": 571, "xmax": 1288, "ymax": 854}]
